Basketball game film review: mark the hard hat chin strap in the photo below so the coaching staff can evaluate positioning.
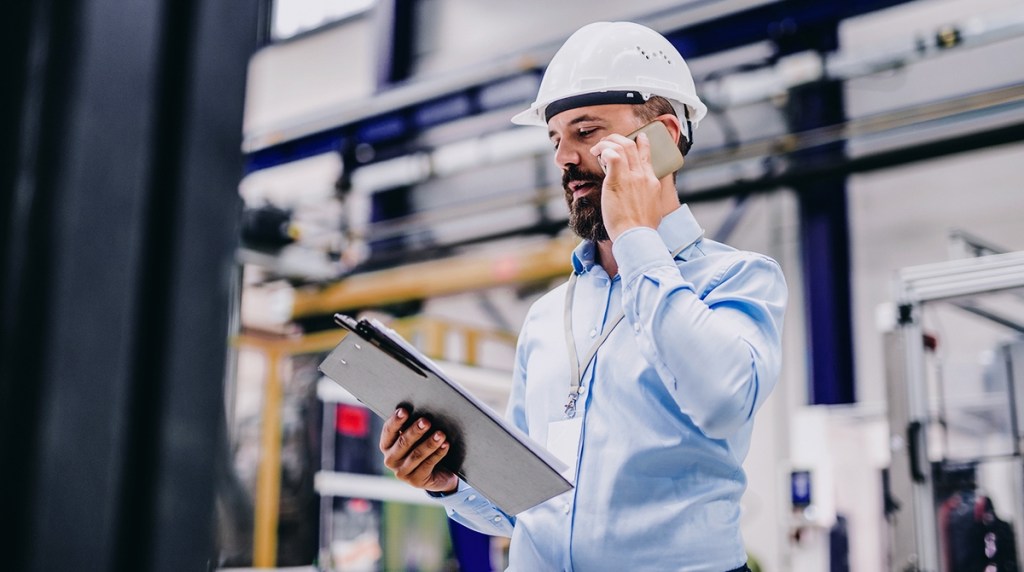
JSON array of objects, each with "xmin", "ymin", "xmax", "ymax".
[{"xmin": 682, "ymin": 106, "xmax": 693, "ymax": 156}]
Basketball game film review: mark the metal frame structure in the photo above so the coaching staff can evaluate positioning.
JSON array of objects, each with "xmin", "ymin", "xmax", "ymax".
[{"xmin": 887, "ymin": 251, "xmax": 1024, "ymax": 571}]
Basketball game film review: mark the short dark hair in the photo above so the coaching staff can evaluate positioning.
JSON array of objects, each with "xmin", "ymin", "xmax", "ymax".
[{"xmin": 631, "ymin": 95, "xmax": 692, "ymax": 156}]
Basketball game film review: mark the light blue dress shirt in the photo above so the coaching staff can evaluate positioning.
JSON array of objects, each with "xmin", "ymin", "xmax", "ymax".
[{"xmin": 435, "ymin": 205, "xmax": 787, "ymax": 572}]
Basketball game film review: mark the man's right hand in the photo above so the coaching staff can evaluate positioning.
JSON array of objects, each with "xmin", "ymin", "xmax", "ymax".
[{"xmin": 379, "ymin": 407, "xmax": 459, "ymax": 494}]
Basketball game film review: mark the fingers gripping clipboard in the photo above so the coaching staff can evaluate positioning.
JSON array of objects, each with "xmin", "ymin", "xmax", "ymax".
[{"xmin": 319, "ymin": 314, "xmax": 572, "ymax": 515}]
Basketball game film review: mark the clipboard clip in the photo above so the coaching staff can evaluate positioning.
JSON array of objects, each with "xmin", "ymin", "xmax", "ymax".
[{"xmin": 334, "ymin": 314, "xmax": 428, "ymax": 378}]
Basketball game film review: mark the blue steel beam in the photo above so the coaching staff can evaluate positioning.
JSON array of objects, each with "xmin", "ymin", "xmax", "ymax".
[
  {"xmin": 776, "ymin": 16, "xmax": 856, "ymax": 405},
  {"xmin": 664, "ymin": 0, "xmax": 915, "ymax": 59}
]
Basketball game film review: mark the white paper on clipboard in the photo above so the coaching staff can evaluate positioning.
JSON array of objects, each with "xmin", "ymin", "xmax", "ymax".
[{"xmin": 319, "ymin": 314, "xmax": 572, "ymax": 516}]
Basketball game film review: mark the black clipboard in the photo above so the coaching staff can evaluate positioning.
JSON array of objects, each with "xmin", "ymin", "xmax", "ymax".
[{"xmin": 319, "ymin": 314, "xmax": 572, "ymax": 515}]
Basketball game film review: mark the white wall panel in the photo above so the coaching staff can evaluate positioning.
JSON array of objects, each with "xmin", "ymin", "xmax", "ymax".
[{"xmin": 244, "ymin": 17, "xmax": 377, "ymax": 137}]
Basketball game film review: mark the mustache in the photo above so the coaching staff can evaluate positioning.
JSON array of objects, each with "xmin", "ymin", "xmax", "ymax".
[{"xmin": 561, "ymin": 164, "xmax": 604, "ymax": 194}]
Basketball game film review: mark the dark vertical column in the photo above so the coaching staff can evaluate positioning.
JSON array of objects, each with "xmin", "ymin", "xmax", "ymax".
[
  {"xmin": 375, "ymin": 0, "xmax": 419, "ymax": 87},
  {"xmin": 0, "ymin": 0, "xmax": 33, "ymax": 293},
  {"xmin": 0, "ymin": 0, "xmax": 258, "ymax": 570},
  {"xmin": 776, "ymin": 16, "xmax": 857, "ymax": 405},
  {"xmin": 0, "ymin": 1, "xmax": 71, "ymax": 568},
  {"xmin": 130, "ymin": 3, "xmax": 259, "ymax": 570}
]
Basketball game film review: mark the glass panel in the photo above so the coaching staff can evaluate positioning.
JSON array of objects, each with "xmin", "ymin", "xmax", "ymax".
[{"xmin": 921, "ymin": 286, "xmax": 1024, "ymax": 463}]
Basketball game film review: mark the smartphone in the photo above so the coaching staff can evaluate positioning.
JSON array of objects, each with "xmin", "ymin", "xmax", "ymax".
[{"xmin": 627, "ymin": 121, "xmax": 684, "ymax": 179}]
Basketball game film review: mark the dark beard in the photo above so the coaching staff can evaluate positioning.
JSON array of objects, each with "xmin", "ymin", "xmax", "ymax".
[{"xmin": 563, "ymin": 164, "xmax": 609, "ymax": 243}]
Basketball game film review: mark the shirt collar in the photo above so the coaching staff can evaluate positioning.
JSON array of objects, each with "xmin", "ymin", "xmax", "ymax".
[
  {"xmin": 570, "ymin": 240, "xmax": 597, "ymax": 275},
  {"xmin": 570, "ymin": 204, "xmax": 705, "ymax": 275}
]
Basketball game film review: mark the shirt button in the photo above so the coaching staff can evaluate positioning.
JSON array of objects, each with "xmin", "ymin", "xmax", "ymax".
[
  {"xmin": 468, "ymin": 495, "xmax": 476, "ymax": 501},
  {"xmin": 563, "ymin": 504, "xmax": 571, "ymax": 515},
  {"xmin": 579, "ymin": 385, "xmax": 587, "ymax": 394},
  {"xmin": 493, "ymin": 516, "xmax": 502, "ymax": 522},
  {"xmin": 633, "ymin": 323, "xmax": 641, "ymax": 333},
  {"xmin": 589, "ymin": 328, "xmax": 597, "ymax": 338}
]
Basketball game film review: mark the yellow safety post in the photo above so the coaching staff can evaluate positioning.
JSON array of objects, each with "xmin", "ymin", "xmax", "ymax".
[
  {"xmin": 463, "ymin": 329, "xmax": 480, "ymax": 367},
  {"xmin": 253, "ymin": 348, "xmax": 284, "ymax": 567},
  {"xmin": 238, "ymin": 330, "xmax": 348, "ymax": 567},
  {"xmin": 422, "ymin": 317, "xmax": 446, "ymax": 359}
]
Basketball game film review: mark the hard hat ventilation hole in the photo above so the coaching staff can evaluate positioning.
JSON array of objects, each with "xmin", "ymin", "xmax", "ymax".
[{"xmin": 636, "ymin": 46, "xmax": 672, "ymax": 63}]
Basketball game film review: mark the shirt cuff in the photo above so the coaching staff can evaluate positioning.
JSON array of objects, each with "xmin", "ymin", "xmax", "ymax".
[
  {"xmin": 426, "ymin": 479, "xmax": 466, "ymax": 498},
  {"xmin": 612, "ymin": 226, "xmax": 676, "ymax": 284},
  {"xmin": 429, "ymin": 481, "xmax": 503, "ymax": 520}
]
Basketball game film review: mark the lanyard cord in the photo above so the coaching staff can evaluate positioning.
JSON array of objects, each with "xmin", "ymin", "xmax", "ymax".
[
  {"xmin": 563, "ymin": 272, "xmax": 624, "ymax": 403},
  {"xmin": 562, "ymin": 240, "xmax": 695, "ymax": 418}
]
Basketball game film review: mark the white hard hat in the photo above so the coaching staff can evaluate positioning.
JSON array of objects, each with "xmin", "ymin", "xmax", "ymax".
[{"xmin": 511, "ymin": 21, "xmax": 707, "ymax": 139}]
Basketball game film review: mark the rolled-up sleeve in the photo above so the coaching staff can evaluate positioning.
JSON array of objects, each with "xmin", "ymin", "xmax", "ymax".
[{"xmin": 612, "ymin": 227, "xmax": 787, "ymax": 439}]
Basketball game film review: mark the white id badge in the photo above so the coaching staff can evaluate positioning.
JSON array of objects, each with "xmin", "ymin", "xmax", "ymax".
[{"xmin": 546, "ymin": 417, "xmax": 583, "ymax": 483}]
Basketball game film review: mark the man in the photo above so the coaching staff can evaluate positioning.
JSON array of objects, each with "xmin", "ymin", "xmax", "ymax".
[{"xmin": 379, "ymin": 22, "xmax": 787, "ymax": 571}]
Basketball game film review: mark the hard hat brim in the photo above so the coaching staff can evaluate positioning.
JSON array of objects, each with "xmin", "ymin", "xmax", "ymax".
[{"xmin": 510, "ymin": 105, "xmax": 544, "ymax": 126}]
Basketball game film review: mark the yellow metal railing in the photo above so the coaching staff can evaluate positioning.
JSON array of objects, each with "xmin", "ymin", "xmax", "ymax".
[{"xmin": 290, "ymin": 235, "xmax": 576, "ymax": 318}]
